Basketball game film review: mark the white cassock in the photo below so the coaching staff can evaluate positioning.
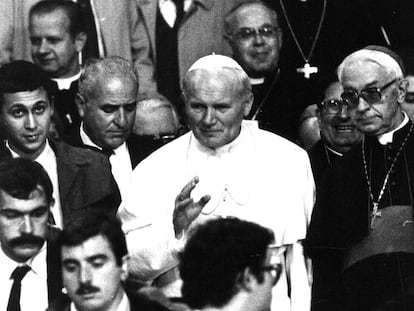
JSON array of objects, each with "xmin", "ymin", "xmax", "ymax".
[{"xmin": 120, "ymin": 121, "xmax": 315, "ymax": 311}]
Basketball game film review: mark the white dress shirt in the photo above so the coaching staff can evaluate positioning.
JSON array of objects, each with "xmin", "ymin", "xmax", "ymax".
[
  {"xmin": 0, "ymin": 245, "xmax": 48, "ymax": 311},
  {"xmin": 79, "ymin": 124, "xmax": 133, "ymax": 201},
  {"xmin": 52, "ymin": 71, "xmax": 81, "ymax": 90},
  {"xmin": 158, "ymin": 0, "xmax": 193, "ymax": 27},
  {"xmin": 6, "ymin": 140, "xmax": 63, "ymax": 228}
]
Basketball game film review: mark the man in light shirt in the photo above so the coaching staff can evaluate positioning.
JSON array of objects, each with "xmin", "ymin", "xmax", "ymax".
[
  {"xmin": 0, "ymin": 158, "xmax": 62, "ymax": 311},
  {"xmin": 122, "ymin": 54, "xmax": 314, "ymax": 311},
  {"xmin": 0, "ymin": 60, "xmax": 120, "ymax": 228}
]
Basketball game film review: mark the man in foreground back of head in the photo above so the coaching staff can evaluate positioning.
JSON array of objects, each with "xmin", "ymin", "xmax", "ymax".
[
  {"xmin": 0, "ymin": 158, "xmax": 62, "ymax": 310},
  {"xmin": 49, "ymin": 216, "xmax": 169, "ymax": 311},
  {"xmin": 121, "ymin": 54, "xmax": 314, "ymax": 311},
  {"xmin": 180, "ymin": 217, "xmax": 281, "ymax": 311}
]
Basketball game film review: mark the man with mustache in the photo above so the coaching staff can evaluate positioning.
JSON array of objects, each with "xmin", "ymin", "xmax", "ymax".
[
  {"xmin": 0, "ymin": 157, "xmax": 62, "ymax": 310},
  {"xmin": 0, "ymin": 60, "xmax": 120, "ymax": 228},
  {"xmin": 224, "ymin": 1, "xmax": 302, "ymax": 142},
  {"xmin": 65, "ymin": 56, "xmax": 144, "ymax": 201},
  {"xmin": 307, "ymin": 46, "xmax": 414, "ymax": 310},
  {"xmin": 49, "ymin": 216, "xmax": 169, "ymax": 311}
]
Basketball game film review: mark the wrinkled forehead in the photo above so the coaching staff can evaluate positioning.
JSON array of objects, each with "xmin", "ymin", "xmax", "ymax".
[{"xmin": 233, "ymin": 3, "xmax": 278, "ymax": 28}]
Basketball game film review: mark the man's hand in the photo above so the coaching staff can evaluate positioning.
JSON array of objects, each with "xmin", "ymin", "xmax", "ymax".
[{"xmin": 173, "ymin": 176, "xmax": 210, "ymax": 239}]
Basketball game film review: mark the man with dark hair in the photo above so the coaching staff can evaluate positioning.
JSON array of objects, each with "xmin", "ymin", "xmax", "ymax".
[
  {"xmin": 0, "ymin": 60, "xmax": 120, "ymax": 228},
  {"xmin": 180, "ymin": 217, "xmax": 281, "ymax": 311},
  {"xmin": 29, "ymin": 0, "xmax": 87, "ymax": 137},
  {"xmin": 50, "ymin": 216, "xmax": 169, "ymax": 311},
  {"xmin": 0, "ymin": 157, "xmax": 62, "ymax": 310}
]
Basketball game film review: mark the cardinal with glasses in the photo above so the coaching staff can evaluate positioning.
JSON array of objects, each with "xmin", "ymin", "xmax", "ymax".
[{"xmin": 307, "ymin": 46, "xmax": 414, "ymax": 311}]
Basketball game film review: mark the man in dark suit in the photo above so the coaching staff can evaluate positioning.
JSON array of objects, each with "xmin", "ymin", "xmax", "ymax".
[
  {"xmin": 0, "ymin": 60, "xmax": 120, "ymax": 228},
  {"xmin": 66, "ymin": 56, "xmax": 144, "ymax": 200},
  {"xmin": 0, "ymin": 158, "xmax": 61, "ymax": 310},
  {"xmin": 47, "ymin": 216, "xmax": 170, "ymax": 311}
]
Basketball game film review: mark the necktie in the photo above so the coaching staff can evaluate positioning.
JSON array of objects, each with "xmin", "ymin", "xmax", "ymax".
[
  {"xmin": 77, "ymin": 0, "xmax": 100, "ymax": 63},
  {"xmin": 7, "ymin": 265, "xmax": 31, "ymax": 311}
]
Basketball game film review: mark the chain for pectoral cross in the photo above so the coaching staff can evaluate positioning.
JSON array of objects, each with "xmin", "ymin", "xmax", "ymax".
[
  {"xmin": 279, "ymin": 0, "xmax": 326, "ymax": 79},
  {"xmin": 362, "ymin": 123, "xmax": 413, "ymax": 229}
]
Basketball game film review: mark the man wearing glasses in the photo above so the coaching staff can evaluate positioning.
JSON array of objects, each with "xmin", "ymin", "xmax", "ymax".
[
  {"xmin": 180, "ymin": 217, "xmax": 281, "ymax": 311},
  {"xmin": 224, "ymin": 1, "xmax": 302, "ymax": 142},
  {"xmin": 307, "ymin": 46, "xmax": 414, "ymax": 310}
]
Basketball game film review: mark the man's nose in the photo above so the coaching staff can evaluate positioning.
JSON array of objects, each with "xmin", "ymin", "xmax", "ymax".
[
  {"xmin": 253, "ymin": 32, "xmax": 265, "ymax": 45},
  {"xmin": 38, "ymin": 39, "xmax": 50, "ymax": 54},
  {"xmin": 79, "ymin": 266, "xmax": 92, "ymax": 284},
  {"xmin": 202, "ymin": 108, "xmax": 216, "ymax": 125},
  {"xmin": 357, "ymin": 96, "xmax": 370, "ymax": 112},
  {"xmin": 114, "ymin": 108, "xmax": 127, "ymax": 127},
  {"xmin": 337, "ymin": 104, "xmax": 350, "ymax": 120},
  {"xmin": 25, "ymin": 113, "xmax": 37, "ymax": 130},
  {"xmin": 20, "ymin": 215, "xmax": 33, "ymax": 234}
]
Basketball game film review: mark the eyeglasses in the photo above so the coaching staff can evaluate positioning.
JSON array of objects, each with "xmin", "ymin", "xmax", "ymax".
[
  {"xmin": 341, "ymin": 78, "xmax": 398, "ymax": 107},
  {"xmin": 260, "ymin": 263, "xmax": 282, "ymax": 286},
  {"xmin": 233, "ymin": 26, "xmax": 280, "ymax": 41},
  {"xmin": 319, "ymin": 99, "xmax": 351, "ymax": 114},
  {"xmin": 405, "ymin": 92, "xmax": 414, "ymax": 104}
]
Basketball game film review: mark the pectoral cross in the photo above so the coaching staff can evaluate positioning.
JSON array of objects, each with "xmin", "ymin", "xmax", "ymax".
[
  {"xmin": 370, "ymin": 202, "xmax": 382, "ymax": 230},
  {"xmin": 297, "ymin": 62, "xmax": 318, "ymax": 79}
]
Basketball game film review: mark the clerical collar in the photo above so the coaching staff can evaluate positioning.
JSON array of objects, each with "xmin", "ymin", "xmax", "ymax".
[
  {"xmin": 79, "ymin": 123, "xmax": 126, "ymax": 155},
  {"xmin": 249, "ymin": 77, "xmax": 265, "ymax": 85},
  {"xmin": 52, "ymin": 71, "xmax": 81, "ymax": 90},
  {"xmin": 377, "ymin": 112, "xmax": 409, "ymax": 145}
]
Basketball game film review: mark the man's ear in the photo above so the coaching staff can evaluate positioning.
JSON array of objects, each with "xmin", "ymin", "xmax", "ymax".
[
  {"xmin": 120, "ymin": 254, "xmax": 130, "ymax": 282},
  {"xmin": 397, "ymin": 78, "xmax": 408, "ymax": 104},
  {"xmin": 237, "ymin": 267, "xmax": 257, "ymax": 293},
  {"xmin": 243, "ymin": 92, "xmax": 254, "ymax": 117},
  {"xmin": 75, "ymin": 32, "xmax": 87, "ymax": 53},
  {"xmin": 75, "ymin": 93, "xmax": 86, "ymax": 118}
]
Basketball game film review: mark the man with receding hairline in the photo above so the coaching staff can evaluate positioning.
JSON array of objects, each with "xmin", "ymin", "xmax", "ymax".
[{"xmin": 121, "ymin": 54, "xmax": 314, "ymax": 311}]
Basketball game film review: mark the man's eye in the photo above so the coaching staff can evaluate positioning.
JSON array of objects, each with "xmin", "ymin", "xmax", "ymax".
[
  {"xmin": 33, "ymin": 105, "xmax": 46, "ymax": 114},
  {"xmin": 10, "ymin": 109, "xmax": 24, "ymax": 118},
  {"xmin": 216, "ymin": 106, "xmax": 230, "ymax": 113},
  {"xmin": 124, "ymin": 103, "xmax": 137, "ymax": 112},
  {"xmin": 30, "ymin": 38, "xmax": 41, "ymax": 46},
  {"xmin": 48, "ymin": 38, "xmax": 60, "ymax": 45},
  {"xmin": 30, "ymin": 207, "xmax": 48, "ymax": 218},
  {"xmin": 101, "ymin": 106, "xmax": 117, "ymax": 113},
  {"xmin": 63, "ymin": 263, "xmax": 77, "ymax": 273},
  {"xmin": 190, "ymin": 104, "xmax": 205, "ymax": 112},
  {"xmin": 0, "ymin": 210, "xmax": 21, "ymax": 219},
  {"xmin": 91, "ymin": 260, "xmax": 105, "ymax": 268}
]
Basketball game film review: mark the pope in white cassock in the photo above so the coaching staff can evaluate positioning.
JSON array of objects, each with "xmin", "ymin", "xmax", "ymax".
[{"xmin": 119, "ymin": 55, "xmax": 315, "ymax": 311}]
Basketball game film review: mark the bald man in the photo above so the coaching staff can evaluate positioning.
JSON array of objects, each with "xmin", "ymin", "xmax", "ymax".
[{"xmin": 121, "ymin": 55, "xmax": 314, "ymax": 311}]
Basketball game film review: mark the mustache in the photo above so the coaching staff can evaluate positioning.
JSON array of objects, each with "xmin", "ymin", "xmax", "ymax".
[
  {"xmin": 9, "ymin": 234, "xmax": 44, "ymax": 248},
  {"xmin": 76, "ymin": 284, "xmax": 100, "ymax": 295}
]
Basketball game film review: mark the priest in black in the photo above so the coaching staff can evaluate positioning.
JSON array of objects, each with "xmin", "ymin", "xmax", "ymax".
[
  {"xmin": 224, "ymin": 1, "xmax": 309, "ymax": 142},
  {"xmin": 307, "ymin": 46, "xmax": 414, "ymax": 311}
]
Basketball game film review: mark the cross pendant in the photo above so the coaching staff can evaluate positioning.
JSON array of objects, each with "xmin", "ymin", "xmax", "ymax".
[
  {"xmin": 296, "ymin": 62, "xmax": 318, "ymax": 79},
  {"xmin": 370, "ymin": 202, "xmax": 382, "ymax": 230}
]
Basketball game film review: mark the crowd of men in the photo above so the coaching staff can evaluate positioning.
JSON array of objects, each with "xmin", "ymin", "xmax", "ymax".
[{"xmin": 1, "ymin": 0, "xmax": 414, "ymax": 310}]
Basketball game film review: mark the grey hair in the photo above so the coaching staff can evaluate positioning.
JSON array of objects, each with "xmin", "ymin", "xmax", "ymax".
[
  {"xmin": 337, "ymin": 49, "xmax": 404, "ymax": 83},
  {"xmin": 78, "ymin": 56, "xmax": 139, "ymax": 99}
]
